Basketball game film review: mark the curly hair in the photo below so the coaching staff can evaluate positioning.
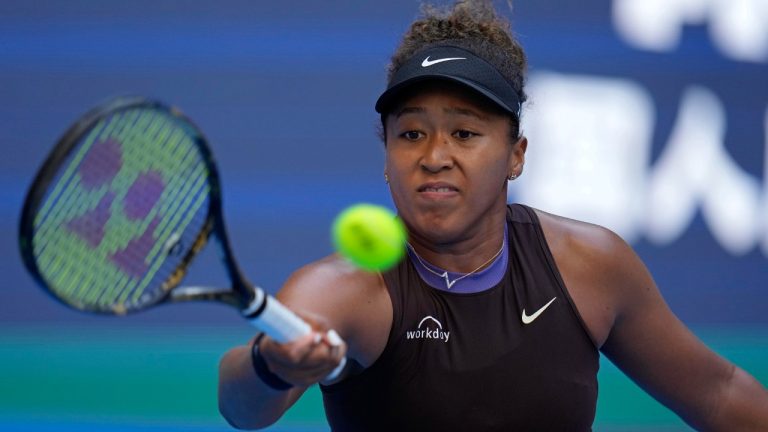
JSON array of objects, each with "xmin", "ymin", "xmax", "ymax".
[{"xmin": 382, "ymin": 0, "xmax": 528, "ymax": 140}]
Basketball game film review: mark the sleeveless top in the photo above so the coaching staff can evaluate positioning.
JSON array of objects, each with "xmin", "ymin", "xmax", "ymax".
[{"xmin": 320, "ymin": 204, "xmax": 599, "ymax": 431}]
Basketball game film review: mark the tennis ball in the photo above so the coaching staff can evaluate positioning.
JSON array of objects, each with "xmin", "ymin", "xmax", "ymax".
[{"xmin": 332, "ymin": 203, "xmax": 407, "ymax": 271}]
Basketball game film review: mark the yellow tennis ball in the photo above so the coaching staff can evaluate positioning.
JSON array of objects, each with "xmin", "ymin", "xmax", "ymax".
[{"xmin": 332, "ymin": 204, "xmax": 407, "ymax": 271}]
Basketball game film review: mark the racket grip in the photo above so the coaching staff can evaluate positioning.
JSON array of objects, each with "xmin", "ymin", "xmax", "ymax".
[
  {"xmin": 243, "ymin": 293, "xmax": 348, "ymax": 383},
  {"xmin": 243, "ymin": 294, "xmax": 312, "ymax": 343}
]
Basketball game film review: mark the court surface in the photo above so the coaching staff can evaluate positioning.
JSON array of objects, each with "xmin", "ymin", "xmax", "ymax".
[{"xmin": 2, "ymin": 324, "xmax": 766, "ymax": 431}]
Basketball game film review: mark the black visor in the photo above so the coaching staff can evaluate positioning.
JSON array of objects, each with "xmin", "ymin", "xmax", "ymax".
[{"xmin": 375, "ymin": 45, "xmax": 521, "ymax": 118}]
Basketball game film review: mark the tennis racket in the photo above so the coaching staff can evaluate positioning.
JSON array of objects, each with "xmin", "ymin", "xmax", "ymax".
[{"xmin": 19, "ymin": 96, "xmax": 345, "ymax": 379}]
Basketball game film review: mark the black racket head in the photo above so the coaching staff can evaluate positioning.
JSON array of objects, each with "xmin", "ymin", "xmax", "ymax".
[{"xmin": 19, "ymin": 97, "xmax": 227, "ymax": 314}]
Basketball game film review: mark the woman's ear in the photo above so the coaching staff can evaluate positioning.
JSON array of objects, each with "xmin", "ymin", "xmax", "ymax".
[{"xmin": 508, "ymin": 136, "xmax": 527, "ymax": 179}]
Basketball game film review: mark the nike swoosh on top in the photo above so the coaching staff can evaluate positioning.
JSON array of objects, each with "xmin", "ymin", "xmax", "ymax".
[
  {"xmin": 521, "ymin": 297, "xmax": 557, "ymax": 324},
  {"xmin": 421, "ymin": 56, "xmax": 467, "ymax": 67}
]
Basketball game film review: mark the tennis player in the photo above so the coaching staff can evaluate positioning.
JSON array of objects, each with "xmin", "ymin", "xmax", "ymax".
[{"xmin": 218, "ymin": 1, "xmax": 768, "ymax": 430}]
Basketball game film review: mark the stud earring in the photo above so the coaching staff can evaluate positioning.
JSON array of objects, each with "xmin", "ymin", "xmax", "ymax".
[{"xmin": 384, "ymin": 173, "xmax": 390, "ymax": 184}]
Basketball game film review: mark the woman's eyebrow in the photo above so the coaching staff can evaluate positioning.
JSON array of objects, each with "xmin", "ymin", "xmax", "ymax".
[
  {"xmin": 394, "ymin": 106, "xmax": 488, "ymax": 120},
  {"xmin": 443, "ymin": 106, "xmax": 487, "ymax": 120},
  {"xmin": 394, "ymin": 106, "xmax": 425, "ymax": 118}
]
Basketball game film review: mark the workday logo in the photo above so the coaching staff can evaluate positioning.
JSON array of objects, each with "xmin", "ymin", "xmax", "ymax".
[{"xmin": 406, "ymin": 315, "xmax": 451, "ymax": 343}]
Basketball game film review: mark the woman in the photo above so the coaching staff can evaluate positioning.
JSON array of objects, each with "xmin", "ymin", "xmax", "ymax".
[{"xmin": 218, "ymin": 1, "xmax": 768, "ymax": 430}]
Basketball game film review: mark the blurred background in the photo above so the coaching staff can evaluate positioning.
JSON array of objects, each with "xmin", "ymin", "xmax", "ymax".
[{"xmin": 1, "ymin": 0, "xmax": 766, "ymax": 431}]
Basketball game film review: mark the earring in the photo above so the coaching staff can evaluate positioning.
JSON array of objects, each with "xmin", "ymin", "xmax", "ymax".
[
  {"xmin": 384, "ymin": 173, "xmax": 390, "ymax": 184},
  {"xmin": 507, "ymin": 173, "xmax": 518, "ymax": 181}
]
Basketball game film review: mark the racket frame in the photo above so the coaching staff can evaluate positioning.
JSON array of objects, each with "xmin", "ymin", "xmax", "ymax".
[
  {"xmin": 20, "ymin": 96, "xmax": 345, "ymax": 380},
  {"xmin": 19, "ymin": 96, "xmax": 255, "ymax": 314}
]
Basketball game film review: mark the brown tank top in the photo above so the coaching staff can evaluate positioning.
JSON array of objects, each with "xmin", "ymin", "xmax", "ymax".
[{"xmin": 321, "ymin": 204, "xmax": 599, "ymax": 431}]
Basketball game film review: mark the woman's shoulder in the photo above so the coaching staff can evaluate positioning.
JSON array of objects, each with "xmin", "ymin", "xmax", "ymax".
[
  {"xmin": 287, "ymin": 254, "xmax": 382, "ymax": 288},
  {"xmin": 527, "ymin": 207, "xmax": 631, "ymax": 262},
  {"xmin": 526, "ymin": 207, "xmax": 649, "ymax": 347},
  {"xmin": 278, "ymin": 255, "xmax": 392, "ymax": 366},
  {"xmin": 279, "ymin": 254, "xmax": 388, "ymax": 318}
]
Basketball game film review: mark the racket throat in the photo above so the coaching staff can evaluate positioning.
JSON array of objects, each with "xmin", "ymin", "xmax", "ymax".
[{"xmin": 170, "ymin": 285, "xmax": 241, "ymax": 308}]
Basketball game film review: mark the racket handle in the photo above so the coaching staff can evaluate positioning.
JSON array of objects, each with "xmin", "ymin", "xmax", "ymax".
[
  {"xmin": 243, "ymin": 293, "xmax": 312, "ymax": 343},
  {"xmin": 243, "ymin": 292, "xmax": 347, "ymax": 383}
]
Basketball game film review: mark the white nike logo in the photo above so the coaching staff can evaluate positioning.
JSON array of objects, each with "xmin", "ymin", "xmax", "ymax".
[
  {"xmin": 521, "ymin": 297, "xmax": 557, "ymax": 324},
  {"xmin": 421, "ymin": 56, "xmax": 466, "ymax": 67}
]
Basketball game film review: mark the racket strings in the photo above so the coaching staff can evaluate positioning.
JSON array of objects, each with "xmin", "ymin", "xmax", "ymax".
[
  {"xmin": 33, "ymin": 109, "xmax": 150, "ymax": 244},
  {"xmin": 32, "ymin": 107, "xmax": 212, "ymax": 312},
  {"xmin": 34, "ymin": 111, "xmax": 146, "ymax": 306},
  {"xmin": 33, "ymin": 112, "xmax": 133, "ymax": 243},
  {"xmin": 99, "ymin": 111, "xmax": 210, "ymax": 307}
]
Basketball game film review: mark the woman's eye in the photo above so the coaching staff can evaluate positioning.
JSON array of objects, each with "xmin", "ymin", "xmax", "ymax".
[
  {"xmin": 401, "ymin": 131, "xmax": 422, "ymax": 140},
  {"xmin": 454, "ymin": 130, "xmax": 476, "ymax": 140}
]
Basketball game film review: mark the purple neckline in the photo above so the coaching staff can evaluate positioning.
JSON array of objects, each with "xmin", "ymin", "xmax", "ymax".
[{"xmin": 407, "ymin": 225, "xmax": 508, "ymax": 294}]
